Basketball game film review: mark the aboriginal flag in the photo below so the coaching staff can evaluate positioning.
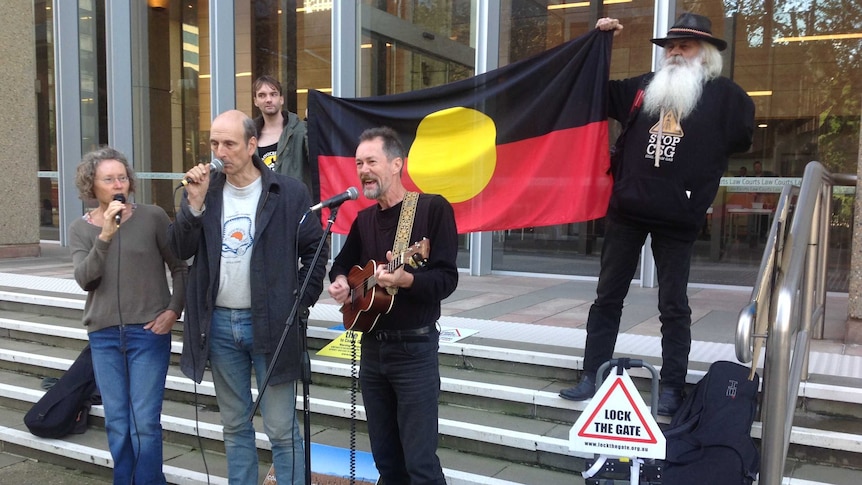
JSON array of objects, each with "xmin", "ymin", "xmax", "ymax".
[{"xmin": 308, "ymin": 29, "xmax": 613, "ymax": 234}]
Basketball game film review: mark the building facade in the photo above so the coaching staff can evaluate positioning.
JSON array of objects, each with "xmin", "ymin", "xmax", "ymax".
[{"xmin": 5, "ymin": 0, "xmax": 862, "ymax": 330}]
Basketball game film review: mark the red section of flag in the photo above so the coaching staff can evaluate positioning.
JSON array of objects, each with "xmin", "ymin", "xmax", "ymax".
[
  {"xmin": 319, "ymin": 121, "xmax": 612, "ymax": 234},
  {"xmin": 316, "ymin": 155, "xmax": 373, "ymax": 230}
]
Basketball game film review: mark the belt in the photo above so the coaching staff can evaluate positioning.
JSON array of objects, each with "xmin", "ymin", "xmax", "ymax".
[{"xmin": 371, "ymin": 325, "xmax": 436, "ymax": 342}]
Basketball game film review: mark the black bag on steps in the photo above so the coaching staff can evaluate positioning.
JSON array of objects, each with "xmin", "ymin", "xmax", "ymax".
[
  {"xmin": 24, "ymin": 345, "xmax": 101, "ymax": 439},
  {"xmin": 662, "ymin": 360, "xmax": 760, "ymax": 485}
]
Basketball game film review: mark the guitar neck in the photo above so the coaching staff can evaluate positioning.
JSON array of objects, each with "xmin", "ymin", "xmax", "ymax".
[
  {"xmin": 366, "ymin": 253, "xmax": 408, "ymax": 290},
  {"xmin": 386, "ymin": 253, "xmax": 407, "ymax": 273}
]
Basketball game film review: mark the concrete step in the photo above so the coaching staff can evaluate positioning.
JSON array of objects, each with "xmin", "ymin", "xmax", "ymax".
[
  {"xmin": 2, "ymin": 283, "xmax": 862, "ymax": 484},
  {"xmin": 0, "ymin": 322, "xmax": 578, "ymax": 483},
  {"xmin": 3, "ymin": 335, "xmax": 862, "ymax": 473},
  {"xmin": 4, "ymin": 309, "xmax": 862, "ymax": 425},
  {"xmin": 0, "ymin": 374, "xmax": 573, "ymax": 484}
]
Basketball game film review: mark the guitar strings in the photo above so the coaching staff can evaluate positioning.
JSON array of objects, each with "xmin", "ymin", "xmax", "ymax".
[{"xmin": 360, "ymin": 252, "xmax": 405, "ymax": 290}]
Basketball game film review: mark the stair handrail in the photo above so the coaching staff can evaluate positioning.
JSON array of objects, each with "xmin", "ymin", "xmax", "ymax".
[{"xmin": 735, "ymin": 161, "xmax": 857, "ymax": 485}]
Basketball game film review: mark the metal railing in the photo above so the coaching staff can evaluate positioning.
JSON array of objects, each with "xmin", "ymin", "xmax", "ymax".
[{"xmin": 735, "ymin": 161, "xmax": 857, "ymax": 485}]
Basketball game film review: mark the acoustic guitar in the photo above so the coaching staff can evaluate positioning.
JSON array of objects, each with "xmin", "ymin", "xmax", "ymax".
[{"xmin": 340, "ymin": 238, "xmax": 431, "ymax": 332}]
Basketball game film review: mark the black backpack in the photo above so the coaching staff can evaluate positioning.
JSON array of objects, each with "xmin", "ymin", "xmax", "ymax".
[
  {"xmin": 24, "ymin": 345, "xmax": 101, "ymax": 439},
  {"xmin": 662, "ymin": 360, "xmax": 760, "ymax": 485}
]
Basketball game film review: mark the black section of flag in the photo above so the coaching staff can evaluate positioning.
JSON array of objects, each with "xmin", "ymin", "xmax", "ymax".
[{"xmin": 308, "ymin": 29, "xmax": 612, "ymax": 158}]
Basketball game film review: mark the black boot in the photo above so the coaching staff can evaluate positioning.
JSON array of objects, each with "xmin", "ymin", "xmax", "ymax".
[
  {"xmin": 559, "ymin": 373, "xmax": 597, "ymax": 401},
  {"xmin": 657, "ymin": 387, "xmax": 684, "ymax": 416}
]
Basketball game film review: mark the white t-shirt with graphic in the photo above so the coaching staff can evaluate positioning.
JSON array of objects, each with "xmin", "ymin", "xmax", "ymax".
[{"xmin": 215, "ymin": 177, "xmax": 262, "ymax": 309}]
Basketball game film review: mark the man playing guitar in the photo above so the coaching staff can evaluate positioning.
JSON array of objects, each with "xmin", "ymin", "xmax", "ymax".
[{"xmin": 327, "ymin": 126, "xmax": 459, "ymax": 485}]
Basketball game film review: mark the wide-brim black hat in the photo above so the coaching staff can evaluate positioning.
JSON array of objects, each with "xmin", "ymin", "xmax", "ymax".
[{"xmin": 651, "ymin": 13, "xmax": 728, "ymax": 51}]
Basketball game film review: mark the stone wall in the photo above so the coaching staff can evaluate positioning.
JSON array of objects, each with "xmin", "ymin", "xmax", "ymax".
[
  {"xmin": 0, "ymin": 0, "xmax": 39, "ymax": 258},
  {"xmin": 847, "ymin": 106, "xmax": 862, "ymax": 343}
]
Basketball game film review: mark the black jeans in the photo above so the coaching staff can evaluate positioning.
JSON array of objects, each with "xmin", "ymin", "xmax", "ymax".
[
  {"xmin": 583, "ymin": 219, "xmax": 694, "ymax": 389},
  {"xmin": 360, "ymin": 329, "xmax": 447, "ymax": 485}
]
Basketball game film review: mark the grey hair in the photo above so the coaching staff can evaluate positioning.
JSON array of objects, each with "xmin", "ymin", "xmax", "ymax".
[
  {"xmin": 359, "ymin": 126, "xmax": 405, "ymax": 161},
  {"xmin": 242, "ymin": 115, "xmax": 257, "ymax": 143},
  {"xmin": 700, "ymin": 42, "xmax": 723, "ymax": 80}
]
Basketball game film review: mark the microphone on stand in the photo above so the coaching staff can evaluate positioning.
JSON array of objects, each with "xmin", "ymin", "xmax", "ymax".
[
  {"xmin": 309, "ymin": 187, "xmax": 359, "ymax": 212},
  {"xmin": 112, "ymin": 194, "xmax": 126, "ymax": 226},
  {"xmin": 177, "ymin": 159, "xmax": 224, "ymax": 188}
]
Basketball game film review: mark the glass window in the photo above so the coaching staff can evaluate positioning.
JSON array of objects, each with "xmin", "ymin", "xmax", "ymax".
[
  {"xmin": 79, "ymin": 0, "xmax": 106, "ymax": 154},
  {"xmin": 297, "ymin": 4, "xmax": 334, "ymax": 116},
  {"xmin": 685, "ymin": 0, "xmax": 860, "ymax": 291},
  {"xmin": 360, "ymin": 1, "xmax": 474, "ymax": 96},
  {"xmin": 35, "ymin": 0, "xmax": 110, "ymax": 239},
  {"xmin": 35, "ymin": 0, "xmax": 57, "ymax": 239},
  {"xmin": 135, "ymin": 1, "xmax": 209, "ymax": 218},
  {"xmin": 359, "ymin": 1, "xmax": 475, "ymax": 261},
  {"xmin": 181, "ymin": 2, "xmax": 209, "ymax": 169},
  {"xmin": 33, "ymin": 0, "xmax": 861, "ymax": 290},
  {"xmin": 490, "ymin": 0, "xmax": 858, "ymax": 291},
  {"xmin": 493, "ymin": 0, "xmax": 656, "ymax": 278},
  {"xmin": 235, "ymin": 2, "xmax": 332, "ymax": 126}
]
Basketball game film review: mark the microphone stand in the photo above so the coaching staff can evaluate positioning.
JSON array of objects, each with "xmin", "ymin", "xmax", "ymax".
[{"xmin": 251, "ymin": 206, "xmax": 338, "ymax": 485}]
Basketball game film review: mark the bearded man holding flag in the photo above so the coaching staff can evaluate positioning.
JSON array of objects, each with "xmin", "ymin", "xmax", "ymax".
[{"xmin": 559, "ymin": 13, "xmax": 755, "ymax": 417}]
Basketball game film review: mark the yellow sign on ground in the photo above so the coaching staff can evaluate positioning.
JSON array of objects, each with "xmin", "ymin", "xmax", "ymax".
[
  {"xmin": 317, "ymin": 330, "xmax": 362, "ymax": 359},
  {"xmin": 316, "ymin": 325, "xmax": 479, "ymax": 360}
]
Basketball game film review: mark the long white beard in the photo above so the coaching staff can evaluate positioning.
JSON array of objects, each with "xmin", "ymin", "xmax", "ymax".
[{"xmin": 643, "ymin": 55, "xmax": 706, "ymax": 120}]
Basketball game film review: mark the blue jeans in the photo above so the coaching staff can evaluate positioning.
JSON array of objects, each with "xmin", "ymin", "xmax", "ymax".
[
  {"xmin": 209, "ymin": 307, "xmax": 304, "ymax": 485},
  {"xmin": 360, "ymin": 331, "xmax": 446, "ymax": 485},
  {"xmin": 89, "ymin": 324, "xmax": 170, "ymax": 485},
  {"xmin": 583, "ymin": 219, "xmax": 693, "ymax": 388}
]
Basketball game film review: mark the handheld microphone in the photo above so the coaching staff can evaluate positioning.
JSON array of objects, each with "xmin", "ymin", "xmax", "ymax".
[
  {"xmin": 112, "ymin": 194, "xmax": 126, "ymax": 226},
  {"xmin": 309, "ymin": 187, "xmax": 359, "ymax": 212},
  {"xmin": 178, "ymin": 159, "xmax": 224, "ymax": 188}
]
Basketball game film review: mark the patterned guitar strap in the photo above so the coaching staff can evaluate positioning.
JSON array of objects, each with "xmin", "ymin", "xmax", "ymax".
[{"xmin": 386, "ymin": 191, "xmax": 419, "ymax": 296}]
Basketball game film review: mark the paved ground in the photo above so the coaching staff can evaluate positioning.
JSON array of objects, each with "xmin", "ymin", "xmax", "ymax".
[{"xmin": 0, "ymin": 452, "xmax": 111, "ymax": 484}]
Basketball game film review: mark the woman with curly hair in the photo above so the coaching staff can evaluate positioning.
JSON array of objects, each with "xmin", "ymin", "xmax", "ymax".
[{"xmin": 68, "ymin": 146, "xmax": 187, "ymax": 484}]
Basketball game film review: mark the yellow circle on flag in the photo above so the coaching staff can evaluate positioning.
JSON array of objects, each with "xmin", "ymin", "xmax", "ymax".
[{"xmin": 407, "ymin": 107, "xmax": 497, "ymax": 203}]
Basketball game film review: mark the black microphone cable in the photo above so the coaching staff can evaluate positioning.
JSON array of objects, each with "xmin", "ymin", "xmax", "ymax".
[
  {"xmin": 110, "ymin": 211, "xmax": 141, "ymax": 485},
  {"xmin": 190, "ymin": 348, "xmax": 212, "ymax": 485},
  {"xmin": 283, "ymin": 205, "xmax": 304, "ymax": 485},
  {"xmin": 172, "ymin": 180, "xmax": 212, "ymax": 484},
  {"xmin": 349, "ymin": 330, "xmax": 358, "ymax": 485}
]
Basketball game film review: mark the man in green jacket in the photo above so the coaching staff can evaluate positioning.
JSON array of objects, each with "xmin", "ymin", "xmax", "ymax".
[{"xmin": 252, "ymin": 75, "xmax": 318, "ymax": 201}]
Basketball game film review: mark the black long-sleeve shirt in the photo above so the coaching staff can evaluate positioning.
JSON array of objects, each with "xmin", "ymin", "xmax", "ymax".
[
  {"xmin": 607, "ymin": 74, "xmax": 755, "ymax": 240},
  {"xmin": 330, "ymin": 193, "xmax": 459, "ymax": 332}
]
